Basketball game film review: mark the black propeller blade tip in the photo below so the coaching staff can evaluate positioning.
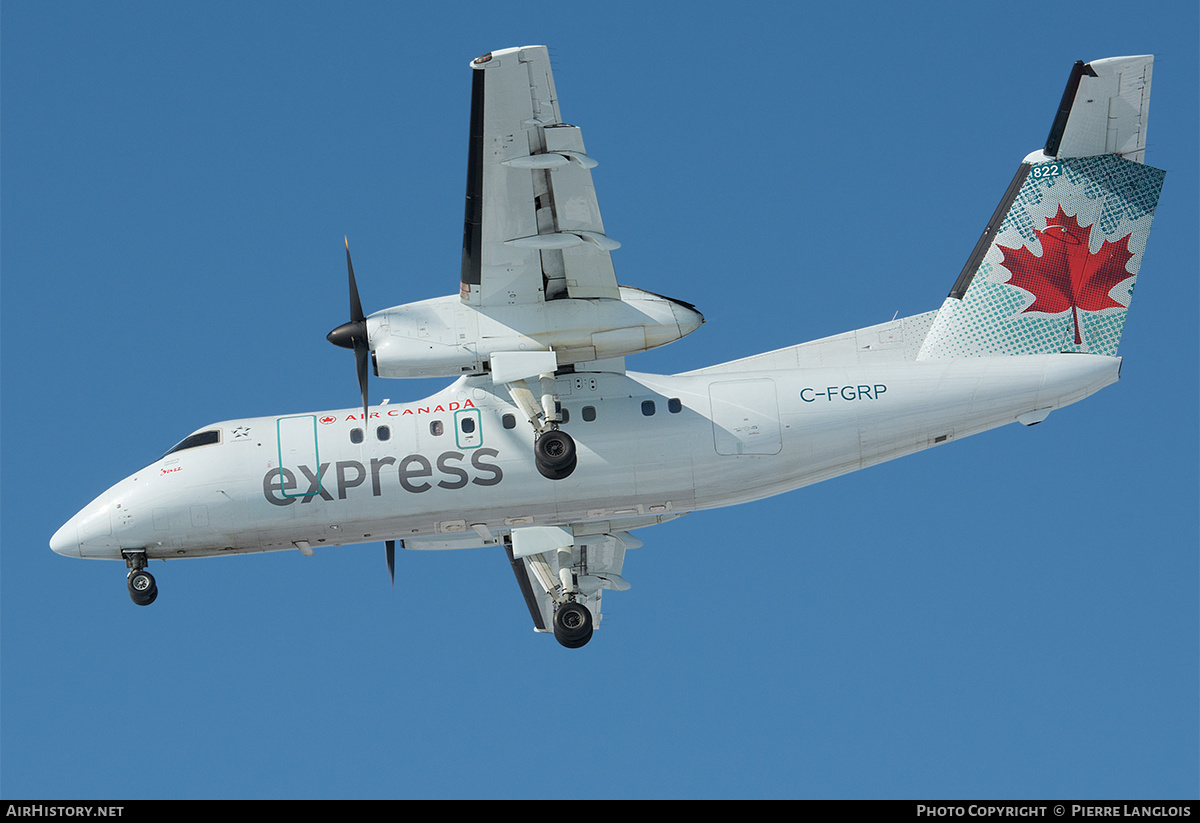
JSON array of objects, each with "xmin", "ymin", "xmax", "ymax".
[
  {"xmin": 345, "ymin": 237, "xmax": 364, "ymax": 321},
  {"xmin": 330, "ymin": 237, "xmax": 371, "ymax": 422}
]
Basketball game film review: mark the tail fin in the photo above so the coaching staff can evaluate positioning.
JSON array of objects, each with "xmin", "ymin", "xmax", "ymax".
[{"xmin": 918, "ymin": 56, "xmax": 1165, "ymax": 360}]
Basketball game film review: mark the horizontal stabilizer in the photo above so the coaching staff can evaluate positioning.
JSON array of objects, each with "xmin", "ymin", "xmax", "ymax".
[{"xmin": 1042, "ymin": 55, "xmax": 1153, "ymax": 163}]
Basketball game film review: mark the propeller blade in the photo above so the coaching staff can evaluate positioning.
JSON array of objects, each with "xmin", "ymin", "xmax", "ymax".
[
  {"xmin": 327, "ymin": 237, "xmax": 371, "ymax": 423},
  {"xmin": 385, "ymin": 540, "xmax": 395, "ymax": 587},
  {"xmin": 345, "ymin": 236, "xmax": 364, "ymax": 323},
  {"xmin": 356, "ymin": 342, "xmax": 370, "ymax": 424}
]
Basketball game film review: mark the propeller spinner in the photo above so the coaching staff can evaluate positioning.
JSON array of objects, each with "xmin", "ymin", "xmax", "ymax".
[{"xmin": 326, "ymin": 237, "xmax": 371, "ymax": 423}]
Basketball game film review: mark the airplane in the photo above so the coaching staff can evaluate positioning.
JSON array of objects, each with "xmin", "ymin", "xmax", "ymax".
[{"xmin": 51, "ymin": 47, "xmax": 1165, "ymax": 648}]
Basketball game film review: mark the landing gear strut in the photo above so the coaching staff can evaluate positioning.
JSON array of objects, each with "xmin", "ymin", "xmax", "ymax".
[
  {"xmin": 123, "ymin": 551, "xmax": 157, "ymax": 606},
  {"xmin": 553, "ymin": 601, "xmax": 593, "ymax": 648}
]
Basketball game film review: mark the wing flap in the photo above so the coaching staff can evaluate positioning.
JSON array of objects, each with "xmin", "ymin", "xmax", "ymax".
[{"xmin": 543, "ymin": 125, "xmax": 620, "ymax": 300}]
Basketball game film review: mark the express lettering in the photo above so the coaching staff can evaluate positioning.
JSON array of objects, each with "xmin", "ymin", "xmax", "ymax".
[
  {"xmin": 800, "ymin": 384, "xmax": 888, "ymax": 403},
  {"xmin": 263, "ymin": 448, "xmax": 503, "ymax": 506}
]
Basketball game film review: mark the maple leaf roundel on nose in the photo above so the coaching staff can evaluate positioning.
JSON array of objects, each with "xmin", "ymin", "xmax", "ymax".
[{"xmin": 998, "ymin": 206, "xmax": 1135, "ymax": 346}]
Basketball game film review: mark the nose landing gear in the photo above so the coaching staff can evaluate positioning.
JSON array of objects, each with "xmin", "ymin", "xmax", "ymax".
[
  {"xmin": 128, "ymin": 570, "xmax": 157, "ymax": 606},
  {"xmin": 123, "ymin": 550, "xmax": 157, "ymax": 606}
]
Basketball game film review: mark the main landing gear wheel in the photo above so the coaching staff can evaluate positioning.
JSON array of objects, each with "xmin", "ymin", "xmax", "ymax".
[
  {"xmin": 535, "ymin": 429, "xmax": 577, "ymax": 480},
  {"xmin": 127, "ymin": 569, "xmax": 158, "ymax": 606},
  {"xmin": 553, "ymin": 601, "xmax": 593, "ymax": 648}
]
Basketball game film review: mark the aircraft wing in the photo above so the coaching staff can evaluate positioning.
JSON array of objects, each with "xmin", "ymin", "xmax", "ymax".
[{"xmin": 460, "ymin": 46, "xmax": 621, "ymax": 308}]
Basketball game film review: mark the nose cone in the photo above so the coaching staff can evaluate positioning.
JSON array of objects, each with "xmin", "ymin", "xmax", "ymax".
[
  {"xmin": 50, "ymin": 520, "xmax": 80, "ymax": 558},
  {"xmin": 50, "ymin": 490, "xmax": 122, "ymax": 559}
]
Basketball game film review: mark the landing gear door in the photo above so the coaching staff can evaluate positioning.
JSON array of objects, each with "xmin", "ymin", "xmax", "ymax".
[{"xmin": 277, "ymin": 414, "xmax": 320, "ymax": 498}]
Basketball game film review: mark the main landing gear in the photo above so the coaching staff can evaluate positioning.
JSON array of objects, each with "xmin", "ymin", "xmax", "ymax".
[
  {"xmin": 501, "ymin": 370, "xmax": 578, "ymax": 481},
  {"xmin": 553, "ymin": 601, "xmax": 593, "ymax": 648},
  {"xmin": 123, "ymin": 550, "xmax": 157, "ymax": 606},
  {"xmin": 534, "ymin": 429, "xmax": 577, "ymax": 480}
]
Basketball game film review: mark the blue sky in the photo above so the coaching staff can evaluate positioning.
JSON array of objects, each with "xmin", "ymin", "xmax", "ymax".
[{"xmin": 2, "ymin": 0, "xmax": 1196, "ymax": 800}]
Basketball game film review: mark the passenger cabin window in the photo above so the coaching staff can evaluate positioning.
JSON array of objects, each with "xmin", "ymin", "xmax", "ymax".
[
  {"xmin": 560, "ymin": 408, "xmax": 570, "ymax": 424},
  {"xmin": 430, "ymin": 421, "xmax": 444, "ymax": 436},
  {"xmin": 502, "ymin": 414, "xmax": 516, "ymax": 430},
  {"xmin": 668, "ymin": 398, "xmax": 682, "ymax": 414},
  {"xmin": 582, "ymin": 406, "xmax": 596, "ymax": 422},
  {"xmin": 641, "ymin": 400, "xmax": 656, "ymax": 416},
  {"xmin": 164, "ymin": 429, "xmax": 220, "ymax": 457},
  {"xmin": 350, "ymin": 428, "xmax": 364, "ymax": 444},
  {"xmin": 377, "ymin": 426, "xmax": 390, "ymax": 441}
]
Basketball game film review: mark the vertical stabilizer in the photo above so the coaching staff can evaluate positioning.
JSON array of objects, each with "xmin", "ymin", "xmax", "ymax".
[{"xmin": 918, "ymin": 56, "xmax": 1164, "ymax": 360}]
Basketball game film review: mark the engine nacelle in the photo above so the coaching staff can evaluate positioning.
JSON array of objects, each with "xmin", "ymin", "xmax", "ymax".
[{"xmin": 369, "ymin": 286, "xmax": 703, "ymax": 380}]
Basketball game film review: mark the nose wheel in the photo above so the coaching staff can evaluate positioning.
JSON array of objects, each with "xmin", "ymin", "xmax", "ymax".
[
  {"xmin": 127, "ymin": 569, "xmax": 158, "ymax": 606},
  {"xmin": 123, "ymin": 551, "xmax": 158, "ymax": 606}
]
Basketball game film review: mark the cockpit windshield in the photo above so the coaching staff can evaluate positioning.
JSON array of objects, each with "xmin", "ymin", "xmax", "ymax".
[{"xmin": 162, "ymin": 429, "xmax": 221, "ymax": 459}]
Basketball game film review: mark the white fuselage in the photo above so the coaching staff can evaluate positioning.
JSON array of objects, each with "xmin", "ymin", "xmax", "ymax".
[{"xmin": 50, "ymin": 353, "xmax": 1120, "ymax": 561}]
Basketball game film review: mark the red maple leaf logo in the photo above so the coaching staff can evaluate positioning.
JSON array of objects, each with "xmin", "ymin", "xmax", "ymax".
[{"xmin": 998, "ymin": 206, "xmax": 1135, "ymax": 345}]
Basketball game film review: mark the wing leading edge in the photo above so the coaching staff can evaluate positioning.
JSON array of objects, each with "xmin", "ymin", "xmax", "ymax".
[{"xmin": 461, "ymin": 46, "xmax": 620, "ymax": 308}]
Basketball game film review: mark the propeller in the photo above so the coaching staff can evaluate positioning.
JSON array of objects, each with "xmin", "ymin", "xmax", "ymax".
[
  {"xmin": 326, "ymin": 237, "xmax": 371, "ymax": 423},
  {"xmin": 327, "ymin": 243, "xmax": 395, "ymax": 590}
]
